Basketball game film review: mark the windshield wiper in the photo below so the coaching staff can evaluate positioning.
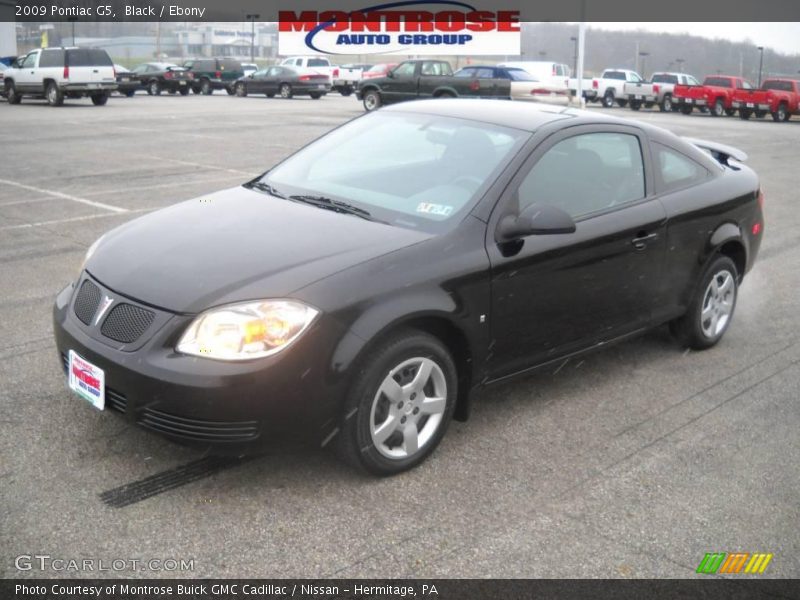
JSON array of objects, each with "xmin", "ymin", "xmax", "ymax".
[
  {"xmin": 288, "ymin": 194, "xmax": 385, "ymax": 223},
  {"xmin": 244, "ymin": 180, "xmax": 285, "ymax": 199}
]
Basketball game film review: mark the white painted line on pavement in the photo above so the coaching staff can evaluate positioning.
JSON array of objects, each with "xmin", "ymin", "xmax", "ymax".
[
  {"xmin": 0, "ymin": 178, "xmax": 129, "ymax": 213},
  {"xmin": 0, "ymin": 207, "xmax": 154, "ymax": 231}
]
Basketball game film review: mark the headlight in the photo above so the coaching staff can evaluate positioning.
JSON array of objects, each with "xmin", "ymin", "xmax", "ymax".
[{"xmin": 176, "ymin": 300, "xmax": 319, "ymax": 361}]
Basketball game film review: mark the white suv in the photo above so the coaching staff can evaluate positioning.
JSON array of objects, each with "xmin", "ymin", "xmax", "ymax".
[{"xmin": 4, "ymin": 47, "xmax": 117, "ymax": 106}]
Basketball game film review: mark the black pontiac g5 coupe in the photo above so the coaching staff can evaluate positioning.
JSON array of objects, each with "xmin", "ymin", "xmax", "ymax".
[{"xmin": 54, "ymin": 100, "xmax": 763, "ymax": 475}]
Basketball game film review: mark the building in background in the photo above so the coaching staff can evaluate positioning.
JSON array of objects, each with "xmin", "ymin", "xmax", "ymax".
[
  {"xmin": 175, "ymin": 24, "xmax": 277, "ymax": 60},
  {"xmin": 0, "ymin": 0, "xmax": 19, "ymax": 57}
]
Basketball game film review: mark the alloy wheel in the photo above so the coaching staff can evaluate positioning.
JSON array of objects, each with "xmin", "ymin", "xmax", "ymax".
[
  {"xmin": 369, "ymin": 357, "xmax": 447, "ymax": 460},
  {"xmin": 700, "ymin": 270, "xmax": 735, "ymax": 338}
]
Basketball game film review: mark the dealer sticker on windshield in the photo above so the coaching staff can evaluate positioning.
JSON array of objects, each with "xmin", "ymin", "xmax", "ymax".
[
  {"xmin": 68, "ymin": 350, "xmax": 105, "ymax": 410},
  {"xmin": 416, "ymin": 202, "xmax": 453, "ymax": 217}
]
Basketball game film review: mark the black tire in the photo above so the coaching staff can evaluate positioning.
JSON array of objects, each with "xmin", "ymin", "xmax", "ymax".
[
  {"xmin": 266, "ymin": 93, "xmax": 275, "ymax": 98},
  {"xmin": 235, "ymin": 82, "xmax": 247, "ymax": 97},
  {"xmin": 192, "ymin": 85, "xmax": 201, "ymax": 94},
  {"xmin": 602, "ymin": 90, "xmax": 615, "ymax": 108},
  {"xmin": 724, "ymin": 108, "xmax": 736, "ymax": 117},
  {"xmin": 739, "ymin": 108, "xmax": 752, "ymax": 120},
  {"xmin": 617, "ymin": 98, "xmax": 628, "ymax": 107},
  {"xmin": 670, "ymin": 255, "xmax": 738, "ymax": 350},
  {"xmin": 178, "ymin": 87, "xmax": 189, "ymax": 96},
  {"xmin": 362, "ymin": 89, "xmax": 381, "ymax": 111},
  {"xmin": 125, "ymin": 90, "xmax": 136, "ymax": 97},
  {"xmin": 225, "ymin": 86, "xmax": 235, "ymax": 95},
  {"xmin": 279, "ymin": 83, "xmax": 293, "ymax": 99},
  {"xmin": 680, "ymin": 104, "xmax": 693, "ymax": 115},
  {"xmin": 335, "ymin": 329, "xmax": 457, "ymax": 476},
  {"xmin": 660, "ymin": 95, "xmax": 673, "ymax": 112},
  {"xmin": 90, "ymin": 92, "xmax": 109, "ymax": 106},
  {"xmin": 200, "ymin": 79, "xmax": 212, "ymax": 95},
  {"xmin": 46, "ymin": 81, "xmax": 64, "ymax": 106},
  {"xmin": 339, "ymin": 86, "xmax": 353, "ymax": 97},
  {"xmin": 148, "ymin": 80, "xmax": 161, "ymax": 96},
  {"xmin": 772, "ymin": 103, "xmax": 788, "ymax": 122},
  {"xmin": 630, "ymin": 99, "xmax": 642, "ymax": 111},
  {"xmin": 309, "ymin": 92, "xmax": 322, "ymax": 99},
  {"xmin": 711, "ymin": 99, "xmax": 725, "ymax": 117},
  {"xmin": 6, "ymin": 81, "xmax": 21, "ymax": 104}
]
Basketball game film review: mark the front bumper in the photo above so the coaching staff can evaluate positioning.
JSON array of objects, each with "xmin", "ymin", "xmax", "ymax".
[{"xmin": 53, "ymin": 273, "xmax": 350, "ymax": 451}]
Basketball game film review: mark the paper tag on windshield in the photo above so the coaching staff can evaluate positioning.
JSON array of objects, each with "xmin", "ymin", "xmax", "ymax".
[{"xmin": 416, "ymin": 202, "xmax": 453, "ymax": 217}]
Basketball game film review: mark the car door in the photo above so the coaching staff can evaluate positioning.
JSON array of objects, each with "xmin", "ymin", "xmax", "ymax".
[
  {"xmin": 380, "ymin": 61, "xmax": 418, "ymax": 102},
  {"xmin": 485, "ymin": 125, "xmax": 667, "ymax": 378},
  {"xmin": 248, "ymin": 69, "xmax": 267, "ymax": 94},
  {"xmin": 264, "ymin": 67, "xmax": 284, "ymax": 95},
  {"xmin": 15, "ymin": 51, "xmax": 39, "ymax": 91}
]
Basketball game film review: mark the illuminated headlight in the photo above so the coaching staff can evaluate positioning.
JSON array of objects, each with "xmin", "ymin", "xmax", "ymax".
[{"xmin": 176, "ymin": 300, "xmax": 319, "ymax": 361}]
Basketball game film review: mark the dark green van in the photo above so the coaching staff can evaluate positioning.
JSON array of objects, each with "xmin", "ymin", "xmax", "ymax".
[{"xmin": 183, "ymin": 58, "xmax": 244, "ymax": 95}]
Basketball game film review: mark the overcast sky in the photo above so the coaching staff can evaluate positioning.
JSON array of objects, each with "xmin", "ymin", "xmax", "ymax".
[{"xmin": 581, "ymin": 23, "xmax": 800, "ymax": 55}]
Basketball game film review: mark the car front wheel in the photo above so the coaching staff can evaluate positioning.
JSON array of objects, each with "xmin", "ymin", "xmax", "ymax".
[
  {"xmin": 148, "ymin": 80, "xmax": 161, "ymax": 96},
  {"xmin": 670, "ymin": 255, "xmax": 738, "ymax": 349},
  {"xmin": 336, "ymin": 330, "xmax": 457, "ymax": 475},
  {"xmin": 235, "ymin": 82, "xmax": 247, "ymax": 97},
  {"xmin": 6, "ymin": 81, "xmax": 21, "ymax": 104},
  {"xmin": 363, "ymin": 89, "xmax": 382, "ymax": 111},
  {"xmin": 279, "ymin": 83, "xmax": 293, "ymax": 98}
]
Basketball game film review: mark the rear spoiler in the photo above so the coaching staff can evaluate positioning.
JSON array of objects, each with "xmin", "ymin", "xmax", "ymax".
[{"xmin": 683, "ymin": 137, "xmax": 748, "ymax": 166}]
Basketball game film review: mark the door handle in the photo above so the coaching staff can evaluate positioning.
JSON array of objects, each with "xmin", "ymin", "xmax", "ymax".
[
  {"xmin": 631, "ymin": 232, "xmax": 658, "ymax": 249},
  {"xmin": 93, "ymin": 69, "xmax": 99, "ymax": 73}
]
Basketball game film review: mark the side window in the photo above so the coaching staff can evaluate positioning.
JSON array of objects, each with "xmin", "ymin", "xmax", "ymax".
[
  {"xmin": 517, "ymin": 132, "xmax": 645, "ymax": 219},
  {"xmin": 686, "ymin": 75, "xmax": 699, "ymax": 86},
  {"xmin": 475, "ymin": 68, "xmax": 495, "ymax": 78},
  {"xmin": 22, "ymin": 53, "xmax": 38, "ymax": 68},
  {"xmin": 39, "ymin": 50, "xmax": 64, "ymax": 68},
  {"xmin": 393, "ymin": 62, "xmax": 416, "ymax": 77},
  {"xmin": 654, "ymin": 143, "xmax": 708, "ymax": 191},
  {"xmin": 421, "ymin": 62, "xmax": 441, "ymax": 76},
  {"xmin": 455, "ymin": 68, "xmax": 475, "ymax": 78}
]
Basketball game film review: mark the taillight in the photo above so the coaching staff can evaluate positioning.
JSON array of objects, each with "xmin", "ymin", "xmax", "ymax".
[
  {"xmin": 752, "ymin": 222, "xmax": 762, "ymax": 235},
  {"xmin": 165, "ymin": 71, "xmax": 173, "ymax": 79},
  {"xmin": 332, "ymin": 68, "xmax": 339, "ymax": 77},
  {"xmin": 592, "ymin": 79, "xmax": 598, "ymax": 89},
  {"xmin": 469, "ymin": 80, "xmax": 480, "ymax": 91},
  {"xmin": 653, "ymin": 84, "xmax": 660, "ymax": 94},
  {"xmin": 299, "ymin": 75, "xmax": 311, "ymax": 81},
  {"xmin": 531, "ymin": 88, "xmax": 551, "ymax": 95},
  {"xmin": 188, "ymin": 72, "xmax": 194, "ymax": 80},
  {"xmin": 63, "ymin": 64, "xmax": 69, "ymax": 79},
  {"xmin": 215, "ymin": 70, "xmax": 221, "ymax": 78}
]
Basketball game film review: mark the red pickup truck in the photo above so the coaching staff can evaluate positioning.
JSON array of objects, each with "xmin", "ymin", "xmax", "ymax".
[
  {"xmin": 733, "ymin": 78, "xmax": 800, "ymax": 121},
  {"xmin": 674, "ymin": 75, "xmax": 755, "ymax": 117}
]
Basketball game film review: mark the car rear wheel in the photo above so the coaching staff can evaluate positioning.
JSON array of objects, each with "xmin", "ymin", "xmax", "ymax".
[
  {"xmin": 629, "ymin": 99, "xmax": 642, "ymax": 111},
  {"xmin": 339, "ymin": 86, "xmax": 353, "ymax": 96},
  {"xmin": 46, "ymin": 81, "xmax": 64, "ymax": 106},
  {"xmin": 602, "ymin": 90, "xmax": 615, "ymax": 108},
  {"xmin": 739, "ymin": 108, "xmax": 752, "ymax": 120},
  {"xmin": 712, "ymin": 99, "xmax": 725, "ymax": 117},
  {"xmin": 680, "ymin": 104, "xmax": 693, "ymax": 115},
  {"xmin": 617, "ymin": 98, "xmax": 628, "ymax": 107},
  {"xmin": 178, "ymin": 87, "xmax": 189, "ymax": 96},
  {"xmin": 148, "ymin": 80, "xmax": 161, "ymax": 96},
  {"xmin": 6, "ymin": 82, "xmax": 21, "ymax": 104},
  {"xmin": 279, "ymin": 83, "xmax": 293, "ymax": 98},
  {"xmin": 90, "ymin": 92, "xmax": 109, "ymax": 106},
  {"xmin": 335, "ymin": 330, "xmax": 457, "ymax": 475},
  {"xmin": 670, "ymin": 255, "xmax": 738, "ymax": 350},
  {"xmin": 363, "ymin": 89, "xmax": 381, "ymax": 111},
  {"xmin": 309, "ymin": 92, "xmax": 322, "ymax": 99},
  {"xmin": 125, "ymin": 90, "xmax": 136, "ymax": 97},
  {"xmin": 772, "ymin": 103, "xmax": 788, "ymax": 122},
  {"xmin": 660, "ymin": 95, "xmax": 673, "ymax": 112},
  {"xmin": 200, "ymin": 79, "xmax": 212, "ymax": 95},
  {"xmin": 235, "ymin": 82, "xmax": 247, "ymax": 97}
]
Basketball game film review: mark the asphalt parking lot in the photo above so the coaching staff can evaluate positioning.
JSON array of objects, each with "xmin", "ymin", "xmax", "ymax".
[{"xmin": 1, "ymin": 92, "xmax": 798, "ymax": 579}]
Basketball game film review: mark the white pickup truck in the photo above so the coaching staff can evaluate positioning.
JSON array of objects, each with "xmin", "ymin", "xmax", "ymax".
[
  {"xmin": 623, "ymin": 72, "xmax": 700, "ymax": 112},
  {"xmin": 280, "ymin": 56, "xmax": 367, "ymax": 96},
  {"xmin": 4, "ymin": 47, "xmax": 117, "ymax": 106},
  {"xmin": 587, "ymin": 69, "xmax": 644, "ymax": 108}
]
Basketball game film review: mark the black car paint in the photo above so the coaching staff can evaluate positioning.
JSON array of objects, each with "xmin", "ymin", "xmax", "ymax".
[
  {"xmin": 357, "ymin": 60, "xmax": 511, "ymax": 106},
  {"xmin": 234, "ymin": 67, "xmax": 330, "ymax": 97},
  {"xmin": 53, "ymin": 100, "xmax": 762, "ymax": 451}
]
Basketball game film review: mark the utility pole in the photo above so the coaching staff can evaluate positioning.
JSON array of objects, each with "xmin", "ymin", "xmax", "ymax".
[
  {"xmin": 757, "ymin": 46, "xmax": 764, "ymax": 87},
  {"xmin": 638, "ymin": 51, "xmax": 649, "ymax": 78},
  {"xmin": 570, "ymin": 36, "xmax": 578, "ymax": 75},
  {"xmin": 246, "ymin": 14, "xmax": 260, "ymax": 61},
  {"xmin": 67, "ymin": 17, "xmax": 77, "ymax": 46}
]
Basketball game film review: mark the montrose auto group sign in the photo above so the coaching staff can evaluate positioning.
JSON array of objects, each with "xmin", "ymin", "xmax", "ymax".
[{"xmin": 278, "ymin": 1, "xmax": 521, "ymax": 56}]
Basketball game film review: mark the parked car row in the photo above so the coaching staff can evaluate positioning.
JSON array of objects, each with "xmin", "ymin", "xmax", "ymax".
[{"xmin": 673, "ymin": 75, "xmax": 799, "ymax": 121}]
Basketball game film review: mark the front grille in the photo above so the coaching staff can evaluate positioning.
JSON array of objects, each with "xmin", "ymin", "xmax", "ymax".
[
  {"xmin": 106, "ymin": 388, "xmax": 127, "ymax": 413},
  {"xmin": 74, "ymin": 280, "xmax": 101, "ymax": 325},
  {"xmin": 138, "ymin": 408, "xmax": 259, "ymax": 442},
  {"xmin": 101, "ymin": 303, "xmax": 155, "ymax": 343}
]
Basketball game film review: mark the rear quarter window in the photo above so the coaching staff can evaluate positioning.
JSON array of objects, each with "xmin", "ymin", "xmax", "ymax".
[
  {"xmin": 654, "ymin": 143, "xmax": 709, "ymax": 192},
  {"xmin": 39, "ymin": 49, "xmax": 65, "ymax": 68},
  {"xmin": 763, "ymin": 80, "xmax": 792, "ymax": 92}
]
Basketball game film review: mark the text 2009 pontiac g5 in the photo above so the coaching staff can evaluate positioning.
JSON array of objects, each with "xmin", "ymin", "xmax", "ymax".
[{"xmin": 54, "ymin": 100, "xmax": 763, "ymax": 475}]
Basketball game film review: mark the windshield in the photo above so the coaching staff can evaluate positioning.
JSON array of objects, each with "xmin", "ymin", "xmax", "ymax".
[{"xmin": 260, "ymin": 112, "xmax": 529, "ymax": 233}]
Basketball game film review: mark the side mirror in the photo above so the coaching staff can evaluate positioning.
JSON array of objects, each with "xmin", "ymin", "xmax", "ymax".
[
  {"xmin": 496, "ymin": 204, "xmax": 576, "ymax": 242},
  {"xmin": 386, "ymin": 70, "xmax": 395, "ymax": 78}
]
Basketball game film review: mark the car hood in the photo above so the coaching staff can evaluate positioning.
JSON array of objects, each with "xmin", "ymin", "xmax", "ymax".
[{"xmin": 86, "ymin": 186, "xmax": 430, "ymax": 314}]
